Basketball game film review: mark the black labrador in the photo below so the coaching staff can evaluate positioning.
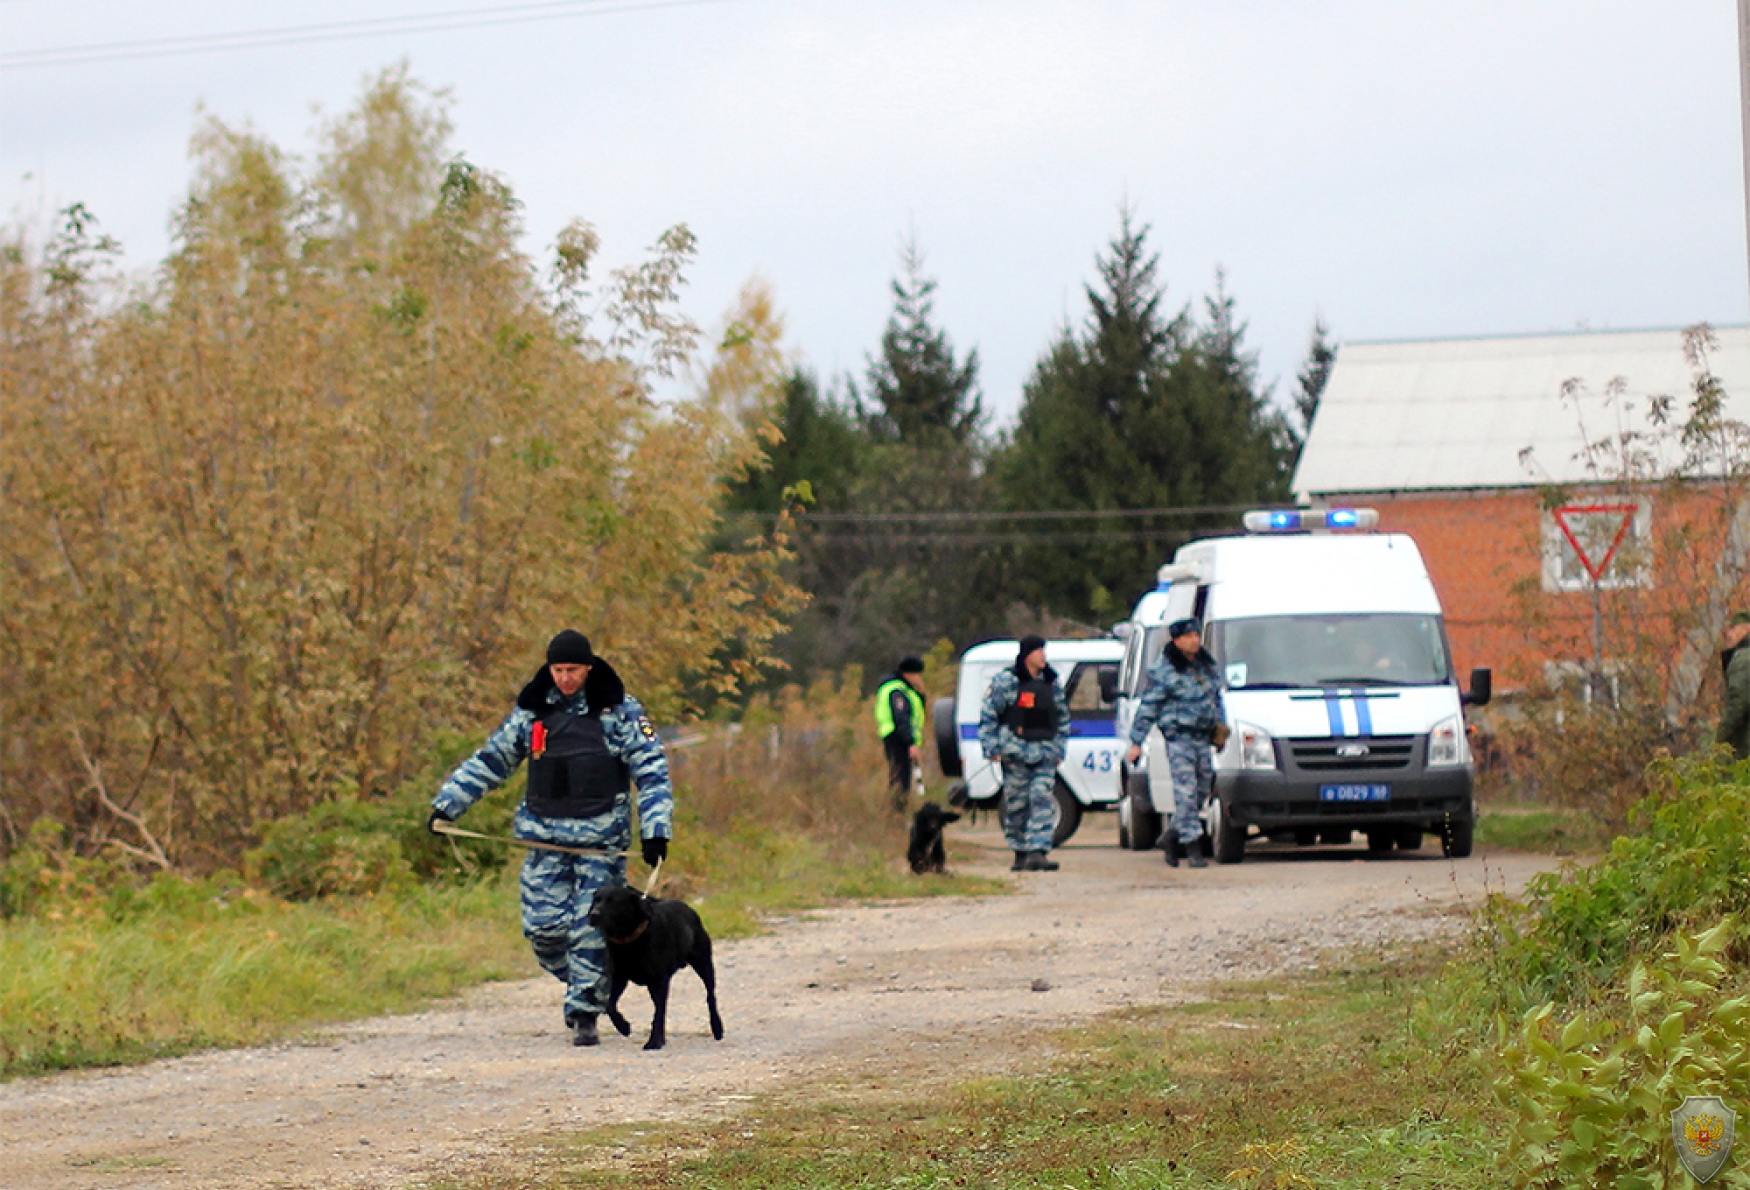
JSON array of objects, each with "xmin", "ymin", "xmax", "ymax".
[
  {"xmin": 586, "ymin": 884, "xmax": 724, "ymax": 1051},
  {"xmin": 908, "ymin": 802, "xmax": 961, "ymax": 874}
]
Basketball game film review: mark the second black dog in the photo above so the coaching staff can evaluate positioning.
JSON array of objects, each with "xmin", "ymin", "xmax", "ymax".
[
  {"xmin": 586, "ymin": 884, "xmax": 725, "ymax": 1051},
  {"xmin": 908, "ymin": 802, "xmax": 961, "ymax": 874}
]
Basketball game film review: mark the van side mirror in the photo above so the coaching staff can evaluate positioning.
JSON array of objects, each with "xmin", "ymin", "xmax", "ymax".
[
  {"xmin": 1111, "ymin": 622, "xmax": 1133, "ymax": 640},
  {"xmin": 1463, "ymin": 667, "xmax": 1492, "ymax": 708},
  {"xmin": 1098, "ymin": 668, "xmax": 1119, "ymax": 705}
]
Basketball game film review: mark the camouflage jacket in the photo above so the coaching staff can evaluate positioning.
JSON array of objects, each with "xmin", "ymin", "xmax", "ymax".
[
  {"xmin": 433, "ymin": 661, "xmax": 673, "ymax": 848},
  {"xmin": 1128, "ymin": 647, "xmax": 1226, "ymax": 744},
  {"xmin": 977, "ymin": 665, "xmax": 1070, "ymax": 769}
]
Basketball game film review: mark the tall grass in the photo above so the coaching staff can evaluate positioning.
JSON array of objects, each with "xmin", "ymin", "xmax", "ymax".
[{"xmin": 0, "ymin": 874, "xmax": 524, "ymax": 1077}]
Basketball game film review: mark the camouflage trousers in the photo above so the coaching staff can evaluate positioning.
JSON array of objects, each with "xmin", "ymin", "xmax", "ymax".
[
  {"xmin": 1164, "ymin": 734, "xmax": 1214, "ymax": 844},
  {"xmin": 520, "ymin": 847, "xmax": 627, "ymax": 1023},
  {"xmin": 999, "ymin": 758, "xmax": 1059, "ymax": 853}
]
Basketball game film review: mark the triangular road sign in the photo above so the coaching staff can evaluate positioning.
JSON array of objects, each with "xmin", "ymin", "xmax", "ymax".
[{"xmin": 1553, "ymin": 504, "xmax": 1638, "ymax": 583}]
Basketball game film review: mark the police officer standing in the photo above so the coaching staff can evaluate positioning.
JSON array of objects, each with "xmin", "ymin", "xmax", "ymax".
[
  {"xmin": 978, "ymin": 635, "xmax": 1070, "ymax": 872},
  {"xmin": 1124, "ymin": 618, "xmax": 1227, "ymax": 868},
  {"xmin": 428, "ymin": 630, "xmax": 672, "ymax": 1047},
  {"xmin": 874, "ymin": 656, "xmax": 928, "ymax": 813}
]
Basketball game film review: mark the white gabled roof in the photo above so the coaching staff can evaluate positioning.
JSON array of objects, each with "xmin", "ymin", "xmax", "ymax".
[{"xmin": 1292, "ymin": 326, "xmax": 1750, "ymax": 499}]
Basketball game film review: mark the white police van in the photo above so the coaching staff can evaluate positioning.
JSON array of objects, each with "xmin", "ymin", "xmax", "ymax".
[
  {"xmin": 932, "ymin": 638, "xmax": 1124, "ymax": 846},
  {"xmin": 1112, "ymin": 509, "xmax": 1491, "ymax": 862}
]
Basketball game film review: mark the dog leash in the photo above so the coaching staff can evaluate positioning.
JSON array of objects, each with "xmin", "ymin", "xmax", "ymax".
[{"xmin": 431, "ymin": 819, "xmax": 626, "ymax": 858}]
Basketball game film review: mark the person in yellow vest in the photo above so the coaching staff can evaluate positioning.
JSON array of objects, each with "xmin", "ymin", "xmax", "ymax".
[{"xmin": 874, "ymin": 656, "xmax": 928, "ymax": 812}]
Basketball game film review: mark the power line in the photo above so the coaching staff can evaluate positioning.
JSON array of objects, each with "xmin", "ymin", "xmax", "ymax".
[
  {"xmin": 0, "ymin": 0, "xmax": 735, "ymax": 70},
  {"xmin": 723, "ymin": 503, "xmax": 1262, "ymax": 525}
]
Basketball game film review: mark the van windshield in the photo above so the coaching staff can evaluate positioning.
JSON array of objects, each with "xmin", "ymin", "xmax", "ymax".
[{"xmin": 1209, "ymin": 614, "xmax": 1452, "ymax": 689}]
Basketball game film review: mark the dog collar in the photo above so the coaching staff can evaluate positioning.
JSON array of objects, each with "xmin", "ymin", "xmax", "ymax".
[{"xmin": 605, "ymin": 919, "xmax": 648, "ymax": 945}]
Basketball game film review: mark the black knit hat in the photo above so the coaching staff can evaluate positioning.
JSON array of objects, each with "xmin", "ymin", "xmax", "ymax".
[
  {"xmin": 546, "ymin": 629, "xmax": 596, "ymax": 666},
  {"xmin": 1017, "ymin": 635, "xmax": 1047, "ymax": 664},
  {"xmin": 1168, "ymin": 617, "xmax": 1202, "ymax": 640},
  {"xmin": 896, "ymin": 656, "xmax": 925, "ymax": 674}
]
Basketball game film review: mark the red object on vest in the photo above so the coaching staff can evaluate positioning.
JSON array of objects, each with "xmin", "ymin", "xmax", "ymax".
[
  {"xmin": 531, "ymin": 721, "xmax": 547, "ymax": 758},
  {"xmin": 1018, "ymin": 691, "xmax": 1036, "ymax": 708}
]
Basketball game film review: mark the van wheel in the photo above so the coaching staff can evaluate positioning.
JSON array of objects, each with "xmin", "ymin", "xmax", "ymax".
[
  {"xmin": 1395, "ymin": 827, "xmax": 1423, "ymax": 851},
  {"xmin": 1366, "ymin": 829, "xmax": 1394, "ymax": 853},
  {"xmin": 1120, "ymin": 769, "xmax": 1161, "ymax": 851},
  {"xmin": 932, "ymin": 698, "xmax": 963, "ymax": 778},
  {"xmin": 1051, "ymin": 779, "xmax": 1083, "ymax": 848},
  {"xmin": 1441, "ymin": 815, "xmax": 1474, "ymax": 859},
  {"xmin": 1210, "ymin": 796, "xmax": 1246, "ymax": 864}
]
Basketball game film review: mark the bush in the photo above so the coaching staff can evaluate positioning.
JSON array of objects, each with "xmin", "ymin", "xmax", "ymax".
[
  {"xmin": 1494, "ymin": 919, "xmax": 1750, "ymax": 1190},
  {"xmin": 1467, "ymin": 752, "xmax": 1750, "ymax": 1011}
]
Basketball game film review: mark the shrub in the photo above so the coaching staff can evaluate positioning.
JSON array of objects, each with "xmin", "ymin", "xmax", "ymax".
[
  {"xmin": 1466, "ymin": 752, "xmax": 1750, "ymax": 1011},
  {"xmin": 1494, "ymin": 919, "xmax": 1750, "ymax": 1190}
]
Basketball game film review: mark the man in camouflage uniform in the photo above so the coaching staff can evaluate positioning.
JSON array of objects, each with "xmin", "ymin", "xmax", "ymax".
[
  {"xmin": 978, "ymin": 635, "xmax": 1070, "ymax": 872},
  {"xmin": 1125, "ymin": 617, "xmax": 1226, "ymax": 868},
  {"xmin": 429, "ymin": 630, "xmax": 672, "ymax": 1047}
]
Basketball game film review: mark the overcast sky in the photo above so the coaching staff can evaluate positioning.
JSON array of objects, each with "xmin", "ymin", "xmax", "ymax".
[{"xmin": 3, "ymin": 1, "xmax": 1746, "ymax": 426}]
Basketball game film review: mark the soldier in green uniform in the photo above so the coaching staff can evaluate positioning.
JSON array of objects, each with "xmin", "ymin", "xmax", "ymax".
[{"xmin": 1717, "ymin": 611, "xmax": 1750, "ymax": 761}]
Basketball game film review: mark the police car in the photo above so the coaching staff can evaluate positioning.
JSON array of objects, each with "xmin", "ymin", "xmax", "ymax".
[
  {"xmin": 932, "ymin": 638, "xmax": 1124, "ymax": 846},
  {"xmin": 1112, "ymin": 509, "xmax": 1491, "ymax": 862}
]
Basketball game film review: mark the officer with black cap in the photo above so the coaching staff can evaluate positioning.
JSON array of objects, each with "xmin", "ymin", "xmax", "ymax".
[
  {"xmin": 1125, "ymin": 617, "xmax": 1227, "ymax": 867},
  {"xmin": 428, "ymin": 630, "xmax": 673, "ymax": 1047},
  {"xmin": 874, "ymin": 656, "xmax": 929, "ymax": 812},
  {"xmin": 977, "ymin": 634, "xmax": 1071, "ymax": 871}
]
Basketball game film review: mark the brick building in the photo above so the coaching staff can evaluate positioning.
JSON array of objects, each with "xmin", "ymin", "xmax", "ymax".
[{"xmin": 1291, "ymin": 327, "xmax": 1750, "ymax": 693}]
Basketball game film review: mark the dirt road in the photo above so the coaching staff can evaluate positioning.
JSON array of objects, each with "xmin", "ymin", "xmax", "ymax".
[{"xmin": 0, "ymin": 820, "xmax": 1560, "ymax": 1190}]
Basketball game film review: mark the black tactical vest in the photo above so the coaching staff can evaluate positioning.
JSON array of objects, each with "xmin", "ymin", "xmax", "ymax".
[
  {"xmin": 1003, "ymin": 676, "xmax": 1060, "ymax": 741},
  {"xmin": 525, "ymin": 710, "xmax": 630, "ymax": 819}
]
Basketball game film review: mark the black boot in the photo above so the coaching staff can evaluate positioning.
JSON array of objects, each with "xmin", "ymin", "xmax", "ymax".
[
  {"xmin": 571, "ymin": 1013, "xmax": 600, "ymax": 1047},
  {"xmin": 1161, "ymin": 832, "xmax": 1181, "ymax": 868},
  {"xmin": 1011, "ymin": 851, "xmax": 1028, "ymax": 872},
  {"xmin": 1186, "ymin": 840, "xmax": 1208, "ymax": 869},
  {"xmin": 1023, "ymin": 851, "xmax": 1060, "ymax": 872}
]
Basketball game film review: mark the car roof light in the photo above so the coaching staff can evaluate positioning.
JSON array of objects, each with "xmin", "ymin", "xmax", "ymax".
[{"xmin": 1243, "ymin": 508, "xmax": 1378, "ymax": 534}]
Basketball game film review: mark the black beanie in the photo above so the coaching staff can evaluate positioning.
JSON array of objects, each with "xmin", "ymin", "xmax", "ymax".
[
  {"xmin": 546, "ymin": 629, "xmax": 595, "ymax": 666},
  {"xmin": 1017, "ymin": 635, "xmax": 1047, "ymax": 665},
  {"xmin": 896, "ymin": 656, "xmax": 924, "ymax": 675}
]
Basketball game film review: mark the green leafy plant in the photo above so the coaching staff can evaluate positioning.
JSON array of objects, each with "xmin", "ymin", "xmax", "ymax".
[
  {"xmin": 1466, "ymin": 752, "xmax": 1750, "ymax": 1011},
  {"xmin": 1494, "ymin": 918, "xmax": 1750, "ymax": 1189}
]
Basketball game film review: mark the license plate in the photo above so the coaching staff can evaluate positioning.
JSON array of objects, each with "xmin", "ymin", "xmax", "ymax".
[{"xmin": 1320, "ymin": 783, "xmax": 1391, "ymax": 802}]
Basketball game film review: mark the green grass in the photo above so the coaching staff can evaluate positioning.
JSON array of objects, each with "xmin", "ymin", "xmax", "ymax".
[
  {"xmin": 0, "ymin": 873, "xmax": 527, "ymax": 1078},
  {"xmin": 1475, "ymin": 805, "xmax": 1611, "ymax": 856},
  {"xmin": 430, "ymin": 947, "xmax": 1511, "ymax": 1190},
  {"xmin": 0, "ymin": 825, "xmax": 1003, "ymax": 1081}
]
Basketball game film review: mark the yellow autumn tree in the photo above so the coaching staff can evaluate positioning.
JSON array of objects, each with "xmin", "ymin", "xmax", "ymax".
[{"xmin": 0, "ymin": 67, "xmax": 800, "ymax": 870}]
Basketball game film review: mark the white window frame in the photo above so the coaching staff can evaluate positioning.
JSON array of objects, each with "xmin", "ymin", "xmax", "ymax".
[{"xmin": 1540, "ymin": 501, "xmax": 1653, "ymax": 593}]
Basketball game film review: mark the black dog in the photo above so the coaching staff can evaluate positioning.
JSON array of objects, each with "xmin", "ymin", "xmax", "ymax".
[
  {"xmin": 586, "ymin": 885, "xmax": 724, "ymax": 1051},
  {"xmin": 908, "ymin": 802, "xmax": 962, "ymax": 874}
]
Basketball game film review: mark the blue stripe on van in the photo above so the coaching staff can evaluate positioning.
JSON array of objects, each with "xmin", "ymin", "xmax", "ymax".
[
  {"xmin": 1353, "ymin": 694, "xmax": 1373, "ymax": 735},
  {"xmin": 1323, "ymin": 693, "xmax": 1345, "ymax": 736},
  {"xmin": 959, "ymin": 722, "xmax": 1118, "ymax": 740}
]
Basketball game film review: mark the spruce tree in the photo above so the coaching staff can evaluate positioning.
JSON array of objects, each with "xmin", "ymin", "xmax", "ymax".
[{"xmin": 858, "ymin": 236, "xmax": 983, "ymax": 446}]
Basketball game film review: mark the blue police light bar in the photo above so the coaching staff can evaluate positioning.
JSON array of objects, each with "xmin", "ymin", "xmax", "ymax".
[{"xmin": 1243, "ymin": 508, "xmax": 1378, "ymax": 534}]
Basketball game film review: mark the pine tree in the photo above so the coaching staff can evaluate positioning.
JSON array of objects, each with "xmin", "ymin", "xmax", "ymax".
[
  {"xmin": 858, "ymin": 236, "xmax": 983, "ymax": 446},
  {"xmin": 1294, "ymin": 316, "xmax": 1336, "ymax": 434},
  {"xmin": 992, "ymin": 213, "xmax": 1291, "ymax": 623}
]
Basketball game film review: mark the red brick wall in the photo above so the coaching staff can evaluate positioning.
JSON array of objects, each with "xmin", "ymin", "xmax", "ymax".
[{"xmin": 1321, "ymin": 488, "xmax": 1745, "ymax": 692}]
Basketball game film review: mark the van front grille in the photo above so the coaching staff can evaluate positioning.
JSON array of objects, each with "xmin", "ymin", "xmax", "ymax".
[{"xmin": 1289, "ymin": 736, "xmax": 1415, "ymax": 772}]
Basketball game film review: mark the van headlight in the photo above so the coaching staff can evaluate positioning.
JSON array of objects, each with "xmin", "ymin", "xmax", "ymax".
[
  {"xmin": 1427, "ymin": 714, "xmax": 1469, "ymax": 768},
  {"xmin": 1235, "ymin": 721, "xmax": 1276, "ymax": 771}
]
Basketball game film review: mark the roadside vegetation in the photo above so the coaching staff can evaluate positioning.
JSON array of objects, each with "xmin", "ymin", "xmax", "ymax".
[{"xmin": 0, "ymin": 672, "xmax": 999, "ymax": 1080}]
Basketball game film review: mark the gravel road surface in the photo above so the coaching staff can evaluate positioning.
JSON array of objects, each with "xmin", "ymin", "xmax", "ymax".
[{"xmin": 0, "ymin": 818, "xmax": 1560, "ymax": 1190}]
